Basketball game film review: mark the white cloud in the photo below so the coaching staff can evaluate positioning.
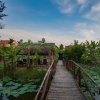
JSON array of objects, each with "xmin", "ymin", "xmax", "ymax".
[
  {"xmin": 1, "ymin": 28, "xmax": 94, "ymax": 46},
  {"xmin": 85, "ymin": 2, "xmax": 100, "ymax": 21},
  {"xmin": 77, "ymin": 0, "xmax": 89, "ymax": 10},
  {"xmin": 0, "ymin": 29, "xmax": 73, "ymax": 45},
  {"xmin": 51, "ymin": 0, "xmax": 91, "ymax": 14},
  {"xmin": 79, "ymin": 29, "xmax": 95, "ymax": 40},
  {"xmin": 77, "ymin": 0, "xmax": 88, "ymax": 5},
  {"xmin": 1, "ymin": 22, "xmax": 100, "ymax": 46},
  {"xmin": 51, "ymin": 0, "xmax": 74, "ymax": 14},
  {"xmin": 60, "ymin": 4, "xmax": 73, "ymax": 14},
  {"xmin": 75, "ymin": 22, "xmax": 100, "ymax": 41}
]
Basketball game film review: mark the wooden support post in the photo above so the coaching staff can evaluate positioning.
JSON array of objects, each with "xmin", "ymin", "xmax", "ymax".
[
  {"xmin": 74, "ymin": 64, "xmax": 76, "ymax": 78},
  {"xmin": 78, "ymin": 68, "xmax": 81, "ymax": 87}
]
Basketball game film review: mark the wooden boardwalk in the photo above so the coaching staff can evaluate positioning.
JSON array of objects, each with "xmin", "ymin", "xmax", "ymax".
[{"xmin": 46, "ymin": 60, "xmax": 85, "ymax": 100}]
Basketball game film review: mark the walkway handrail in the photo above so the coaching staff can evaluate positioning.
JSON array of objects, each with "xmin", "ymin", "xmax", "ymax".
[
  {"xmin": 34, "ymin": 60, "xmax": 56, "ymax": 100},
  {"xmin": 70, "ymin": 60, "xmax": 98, "ymax": 86},
  {"xmin": 64, "ymin": 60, "xmax": 100, "ymax": 100}
]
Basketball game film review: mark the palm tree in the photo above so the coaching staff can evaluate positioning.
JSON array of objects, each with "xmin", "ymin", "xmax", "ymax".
[
  {"xmin": 0, "ymin": 46, "xmax": 10, "ymax": 76},
  {"xmin": 31, "ymin": 46, "xmax": 41, "ymax": 66},
  {"xmin": 19, "ymin": 39, "xmax": 23, "ymax": 44},
  {"xmin": 32, "ymin": 52, "xmax": 40, "ymax": 65},
  {"xmin": 9, "ymin": 47, "xmax": 19, "ymax": 69},
  {"xmin": 8, "ymin": 38, "xmax": 14, "ymax": 46},
  {"xmin": 27, "ymin": 46, "xmax": 30, "ymax": 68}
]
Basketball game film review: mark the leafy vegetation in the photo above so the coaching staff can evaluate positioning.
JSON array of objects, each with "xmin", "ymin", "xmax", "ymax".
[
  {"xmin": 0, "ymin": 0, "xmax": 7, "ymax": 29},
  {"xmin": 13, "ymin": 68, "xmax": 47, "ymax": 80},
  {"xmin": 64, "ymin": 40, "xmax": 100, "ymax": 64},
  {"xmin": 0, "ymin": 68, "xmax": 47, "ymax": 99},
  {"xmin": 64, "ymin": 40, "xmax": 100, "ymax": 99},
  {"xmin": 82, "ymin": 65, "xmax": 100, "ymax": 84},
  {"xmin": 0, "ymin": 41, "xmax": 49, "ymax": 99},
  {"xmin": 64, "ymin": 40, "xmax": 85, "ymax": 62},
  {"xmin": 0, "ymin": 76, "xmax": 39, "ymax": 98},
  {"xmin": 81, "ymin": 60, "xmax": 100, "ymax": 99},
  {"xmin": 0, "ymin": 39, "xmax": 100, "ymax": 99}
]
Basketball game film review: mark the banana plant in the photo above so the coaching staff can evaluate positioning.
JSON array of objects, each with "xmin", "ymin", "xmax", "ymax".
[
  {"xmin": 8, "ymin": 47, "xmax": 19, "ymax": 69},
  {"xmin": 0, "ymin": 46, "xmax": 11, "ymax": 76}
]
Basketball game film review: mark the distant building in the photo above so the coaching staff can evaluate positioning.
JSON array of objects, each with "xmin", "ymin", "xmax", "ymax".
[
  {"xmin": 0, "ymin": 40, "xmax": 18, "ymax": 47},
  {"xmin": 12, "ymin": 40, "xmax": 18, "ymax": 46},
  {"xmin": 65, "ymin": 45, "xmax": 72, "ymax": 48},
  {"xmin": 0, "ymin": 40, "xmax": 10, "ymax": 47},
  {"xmin": 17, "ymin": 47, "xmax": 54, "ymax": 67},
  {"xmin": 38, "ymin": 38, "xmax": 46, "ymax": 43},
  {"xmin": 17, "ymin": 42, "xmax": 56, "ymax": 67}
]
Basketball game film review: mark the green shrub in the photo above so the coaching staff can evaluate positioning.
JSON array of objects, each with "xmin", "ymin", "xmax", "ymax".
[{"xmin": 13, "ymin": 68, "xmax": 47, "ymax": 80}]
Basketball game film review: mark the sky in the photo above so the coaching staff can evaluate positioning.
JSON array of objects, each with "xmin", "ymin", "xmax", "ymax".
[{"xmin": 0, "ymin": 0, "xmax": 100, "ymax": 45}]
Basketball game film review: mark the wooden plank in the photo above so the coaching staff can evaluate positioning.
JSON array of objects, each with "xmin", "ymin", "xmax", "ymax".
[{"xmin": 46, "ymin": 60, "xmax": 85, "ymax": 100}]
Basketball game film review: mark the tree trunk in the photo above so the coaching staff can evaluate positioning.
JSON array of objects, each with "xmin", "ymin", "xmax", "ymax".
[
  {"xmin": 3, "ymin": 56, "xmax": 6, "ymax": 76},
  {"xmin": 27, "ymin": 47, "xmax": 30, "ymax": 68}
]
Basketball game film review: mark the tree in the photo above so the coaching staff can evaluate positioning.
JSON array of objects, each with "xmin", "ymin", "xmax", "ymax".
[
  {"xmin": 0, "ymin": 0, "xmax": 6, "ymax": 29},
  {"xmin": 59, "ymin": 44, "xmax": 64, "ymax": 50},
  {"xmin": 32, "ymin": 46, "xmax": 41, "ymax": 65},
  {"xmin": 0, "ymin": 46, "xmax": 10, "ymax": 76},
  {"xmin": 19, "ymin": 39, "xmax": 23, "ymax": 44},
  {"xmin": 9, "ymin": 47, "xmax": 19, "ymax": 69},
  {"xmin": 81, "ymin": 40, "xmax": 98, "ymax": 64},
  {"xmin": 42, "ymin": 38, "xmax": 45, "ymax": 43},
  {"xmin": 8, "ymin": 38, "xmax": 14, "ymax": 46},
  {"xmin": 28, "ymin": 39, "xmax": 33, "ymax": 45},
  {"xmin": 74, "ymin": 40, "xmax": 78, "ymax": 45},
  {"xmin": 64, "ymin": 41, "xmax": 85, "ymax": 62}
]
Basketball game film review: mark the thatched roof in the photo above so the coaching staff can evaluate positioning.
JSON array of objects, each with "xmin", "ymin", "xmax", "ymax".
[{"xmin": 17, "ymin": 47, "xmax": 51, "ymax": 56}]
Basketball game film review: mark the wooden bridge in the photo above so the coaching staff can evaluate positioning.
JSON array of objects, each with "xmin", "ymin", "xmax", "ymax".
[
  {"xmin": 35, "ymin": 60, "xmax": 100, "ymax": 100},
  {"xmin": 46, "ymin": 60, "xmax": 85, "ymax": 100}
]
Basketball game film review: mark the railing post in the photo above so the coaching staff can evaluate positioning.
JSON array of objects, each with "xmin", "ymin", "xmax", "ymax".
[
  {"xmin": 34, "ymin": 60, "xmax": 55, "ymax": 100},
  {"xmin": 66, "ymin": 60, "xmax": 68, "ymax": 69},
  {"xmin": 67, "ymin": 60, "xmax": 100, "ymax": 100},
  {"xmin": 78, "ymin": 68, "xmax": 81, "ymax": 87},
  {"xmin": 70, "ymin": 62, "xmax": 73, "ymax": 72},
  {"xmin": 74, "ymin": 64, "xmax": 76, "ymax": 78},
  {"xmin": 67, "ymin": 61, "xmax": 70, "ymax": 71}
]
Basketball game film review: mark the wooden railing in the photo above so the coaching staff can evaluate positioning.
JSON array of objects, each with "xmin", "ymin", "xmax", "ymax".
[
  {"xmin": 34, "ymin": 60, "xmax": 56, "ymax": 100},
  {"xmin": 64, "ymin": 60, "xmax": 100, "ymax": 100}
]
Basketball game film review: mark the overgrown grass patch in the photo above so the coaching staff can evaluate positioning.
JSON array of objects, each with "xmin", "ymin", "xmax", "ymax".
[
  {"xmin": 13, "ymin": 68, "xmax": 47, "ymax": 80},
  {"xmin": 0, "ymin": 62, "xmax": 3, "ymax": 71},
  {"xmin": 0, "ymin": 67, "xmax": 47, "ymax": 98}
]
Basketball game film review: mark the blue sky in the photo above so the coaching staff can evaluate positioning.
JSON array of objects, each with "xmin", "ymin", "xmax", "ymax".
[{"xmin": 1, "ymin": 0, "xmax": 100, "ymax": 45}]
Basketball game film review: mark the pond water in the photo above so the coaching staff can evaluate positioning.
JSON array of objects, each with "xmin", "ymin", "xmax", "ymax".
[
  {"xmin": 1, "ymin": 94, "xmax": 9, "ymax": 100},
  {"xmin": 0, "ymin": 78, "xmax": 39, "ymax": 100},
  {"xmin": 0, "ymin": 83, "xmax": 8, "ymax": 100},
  {"xmin": 0, "ymin": 92, "xmax": 36, "ymax": 100}
]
